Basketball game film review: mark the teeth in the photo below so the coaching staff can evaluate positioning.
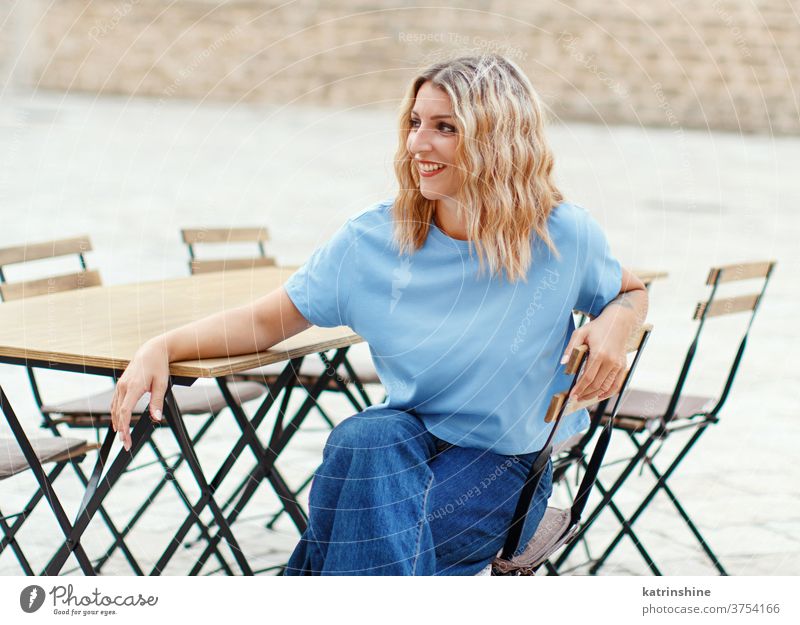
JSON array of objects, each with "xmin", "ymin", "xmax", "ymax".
[{"xmin": 419, "ymin": 162, "xmax": 445, "ymax": 172}]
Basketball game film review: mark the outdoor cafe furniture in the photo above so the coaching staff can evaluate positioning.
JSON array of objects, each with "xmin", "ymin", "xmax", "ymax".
[
  {"xmin": 488, "ymin": 324, "xmax": 652, "ymax": 575},
  {"xmin": 0, "ymin": 266, "xmax": 365, "ymax": 575},
  {"xmin": 554, "ymin": 260, "xmax": 776, "ymax": 575}
]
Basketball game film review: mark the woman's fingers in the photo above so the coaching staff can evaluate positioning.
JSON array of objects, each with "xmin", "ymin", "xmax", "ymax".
[
  {"xmin": 600, "ymin": 368, "xmax": 628, "ymax": 401},
  {"xmin": 596, "ymin": 367, "xmax": 620, "ymax": 400},
  {"xmin": 573, "ymin": 352, "xmax": 620, "ymax": 401},
  {"xmin": 571, "ymin": 350, "xmax": 603, "ymax": 400},
  {"xmin": 110, "ymin": 387, "xmax": 119, "ymax": 432},
  {"xmin": 115, "ymin": 380, "xmax": 143, "ymax": 452}
]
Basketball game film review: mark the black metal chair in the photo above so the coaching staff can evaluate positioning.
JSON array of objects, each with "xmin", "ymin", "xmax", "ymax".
[
  {"xmin": 489, "ymin": 323, "xmax": 653, "ymax": 575},
  {"xmin": 554, "ymin": 260, "xmax": 776, "ymax": 575},
  {"xmin": 0, "ymin": 425, "xmax": 99, "ymax": 574}
]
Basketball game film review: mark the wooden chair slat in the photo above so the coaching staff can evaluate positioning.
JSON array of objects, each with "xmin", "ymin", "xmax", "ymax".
[
  {"xmin": 694, "ymin": 293, "xmax": 760, "ymax": 320},
  {"xmin": 544, "ymin": 392, "xmax": 566, "ymax": 424},
  {"xmin": 0, "ymin": 236, "xmax": 92, "ymax": 267},
  {"xmin": 0, "ymin": 270, "xmax": 102, "ymax": 301},
  {"xmin": 181, "ymin": 227, "xmax": 270, "ymax": 244},
  {"xmin": 190, "ymin": 257, "xmax": 276, "ymax": 274},
  {"xmin": 706, "ymin": 260, "xmax": 775, "ymax": 285},
  {"xmin": 545, "ymin": 324, "xmax": 651, "ymax": 424}
]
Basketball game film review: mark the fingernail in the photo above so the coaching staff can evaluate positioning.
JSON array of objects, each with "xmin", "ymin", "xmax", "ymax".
[
  {"xmin": 560, "ymin": 354, "xmax": 568, "ymax": 365},
  {"xmin": 152, "ymin": 409, "xmax": 162, "ymax": 421}
]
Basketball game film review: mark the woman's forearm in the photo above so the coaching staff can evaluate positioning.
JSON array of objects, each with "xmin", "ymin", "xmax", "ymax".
[
  {"xmin": 598, "ymin": 287, "xmax": 648, "ymax": 330},
  {"xmin": 145, "ymin": 287, "xmax": 309, "ymax": 363}
]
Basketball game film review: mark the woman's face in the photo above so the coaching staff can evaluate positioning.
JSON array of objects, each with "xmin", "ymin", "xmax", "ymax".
[{"xmin": 406, "ymin": 81, "xmax": 459, "ymax": 205}]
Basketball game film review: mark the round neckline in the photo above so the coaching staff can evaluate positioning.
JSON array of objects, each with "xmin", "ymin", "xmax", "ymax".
[{"xmin": 428, "ymin": 219, "xmax": 472, "ymax": 251}]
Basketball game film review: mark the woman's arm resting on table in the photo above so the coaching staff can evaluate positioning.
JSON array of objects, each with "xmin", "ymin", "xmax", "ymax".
[
  {"xmin": 111, "ymin": 287, "xmax": 310, "ymax": 450},
  {"xmin": 562, "ymin": 267, "xmax": 649, "ymax": 402}
]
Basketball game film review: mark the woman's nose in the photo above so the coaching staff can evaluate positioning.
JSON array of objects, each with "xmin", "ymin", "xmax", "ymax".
[{"xmin": 407, "ymin": 128, "xmax": 432, "ymax": 155}]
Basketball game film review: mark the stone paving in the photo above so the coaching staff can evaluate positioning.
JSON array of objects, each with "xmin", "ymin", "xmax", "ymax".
[{"xmin": 0, "ymin": 90, "xmax": 798, "ymax": 575}]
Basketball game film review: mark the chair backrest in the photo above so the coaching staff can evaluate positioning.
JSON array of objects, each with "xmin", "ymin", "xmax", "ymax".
[
  {"xmin": 0, "ymin": 236, "xmax": 101, "ymax": 302},
  {"xmin": 0, "ymin": 236, "xmax": 102, "ymax": 413},
  {"xmin": 663, "ymin": 260, "xmax": 776, "ymax": 423},
  {"xmin": 181, "ymin": 227, "xmax": 276, "ymax": 274},
  {"xmin": 497, "ymin": 323, "xmax": 653, "ymax": 563}
]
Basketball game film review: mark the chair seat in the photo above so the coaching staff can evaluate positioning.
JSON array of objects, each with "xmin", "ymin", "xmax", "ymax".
[
  {"xmin": 238, "ymin": 342, "xmax": 380, "ymax": 384},
  {"xmin": 492, "ymin": 507, "xmax": 574, "ymax": 574},
  {"xmin": 41, "ymin": 381, "xmax": 265, "ymax": 418},
  {"xmin": 0, "ymin": 437, "xmax": 94, "ymax": 480},
  {"xmin": 604, "ymin": 388, "xmax": 716, "ymax": 421}
]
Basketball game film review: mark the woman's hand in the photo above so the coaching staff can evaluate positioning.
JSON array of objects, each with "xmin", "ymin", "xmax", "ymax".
[
  {"xmin": 111, "ymin": 337, "xmax": 170, "ymax": 451},
  {"xmin": 562, "ymin": 268, "xmax": 648, "ymax": 403},
  {"xmin": 561, "ymin": 315, "xmax": 632, "ymax": 403},
  {"xmin": 108, "ymin": 286, "xmax": 311, "ymax": 451}
]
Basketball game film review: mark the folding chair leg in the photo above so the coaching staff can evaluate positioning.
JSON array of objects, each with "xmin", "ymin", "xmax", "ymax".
[
  {"xmin": 0, "ymin": 508, "xmax": 36, "ymax": 575},
  {"xmin": 265, "ymin": 472, "xmax": 314, "ymax": 530},
  {"xmin": 151, "ymin": 368, "xmax": 300, "ymax": 574},
  {"xmin": 0, "ymin": 462, "xmax": 68, "ymax": 575},
  {"xmin": 638, "ymin": 443, "xmax": 728, "ymax": 575},
  {"xmin": 67, "ymin": 456, "xmax": 144, "ymax": 575},
  {"xmin": 190, "ymin": 349, "xmax": 354, "ymax": 573},
  {"xmin": 94, "ymin": 414, "xmax": 228, "ymax": 574},
  {"xmin": 44, "ymin": 417, "xmax": 155, "ymax": 575},
  {"xmin": 342, "ymin": 356, "xmax": 373, "ymax": 409},
  {"xmin": 161, "ymin": 389, "xmax": 253, "ymax": 576},
  {"xmin": 1, "ymin": 385, "xmax": 98, "ymax": 575},
  {"xmin": 554, "ymin": 432, "xmax": 657, "ymax": 570},
  {"xmin": 588, "ymin": 426, "xmax": 709, "ymax": 575},
  {"xmin": 581, "ymin": 458, "xmax": 663, "ymax": 575},
  {"xmin": 543, "ymin": 560, "xmax": 559, "ymax": 575},
  {"xmin": 312, "ymin": 401, "xmax": 336, "ymax": 430},
  {"xmin": 41, "ymin": 420, "xmax": 143, "ymax": 570}
]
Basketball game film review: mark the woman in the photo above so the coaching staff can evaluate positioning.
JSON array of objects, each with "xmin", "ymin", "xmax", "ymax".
[{"xmin": 111, "ymin": 54, "xmax": 647, "ymax": 576}]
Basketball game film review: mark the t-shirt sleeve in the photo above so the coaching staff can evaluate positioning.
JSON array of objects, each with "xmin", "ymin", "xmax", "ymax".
[
  {"xmin": 574, "ymin": 210, "xmax": 623, "ymax": 318},
  {"xmin": 283, "ymin": 219, "xmax": 356, "ymax": 328}
]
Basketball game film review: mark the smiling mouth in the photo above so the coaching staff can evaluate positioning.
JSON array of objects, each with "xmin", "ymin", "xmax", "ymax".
[{"xmin": 417, "ymin": 161, "xmax": 446, "ymax": 177}]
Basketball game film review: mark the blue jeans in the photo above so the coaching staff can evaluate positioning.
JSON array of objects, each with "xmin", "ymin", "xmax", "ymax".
[{"xmin": 285, "ymin": 408, "xmax": 553, "ymax": 575}]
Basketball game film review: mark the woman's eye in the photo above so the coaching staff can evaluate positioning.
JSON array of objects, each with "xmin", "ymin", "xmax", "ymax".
[
  {"xmin": 439, "ymin": 123, "xmax": 456, "ymax": 134},
  {"xmin": 410, "ymin": 118, "xmax": 420, "ymax": 129}
]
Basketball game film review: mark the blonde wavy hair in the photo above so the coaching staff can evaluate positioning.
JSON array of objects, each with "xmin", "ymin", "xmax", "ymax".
[{"xmin": 393, "ymin": 54, "xmax": 563, "ymax": 282}]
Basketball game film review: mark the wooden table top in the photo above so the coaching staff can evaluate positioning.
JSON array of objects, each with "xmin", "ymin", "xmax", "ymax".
[{"xmin": 0, "ymin": 267, "xmax": 362, "ymax": 378}]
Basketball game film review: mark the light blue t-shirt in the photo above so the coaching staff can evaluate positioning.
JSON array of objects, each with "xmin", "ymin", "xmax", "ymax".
[{"xmin": 284, "ymin": 199, "xmax": 622, "ymax": 455}]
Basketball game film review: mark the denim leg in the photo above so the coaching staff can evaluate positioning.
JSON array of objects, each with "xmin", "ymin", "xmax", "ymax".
[
  {"xmin": 285, "ymin": 408, "xmax": 438, "ymax": 575},
  {"xmin": 427, "ymin": 445, "xmax": 553, "ymax": 576}
]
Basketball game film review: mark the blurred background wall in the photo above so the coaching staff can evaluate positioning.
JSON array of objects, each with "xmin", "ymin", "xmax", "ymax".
[{"xmin": 2, "ymin": 0, "xmax": 798, "ymax": 134}]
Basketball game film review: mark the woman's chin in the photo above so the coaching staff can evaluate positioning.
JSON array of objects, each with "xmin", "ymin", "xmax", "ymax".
[{"xmin": 418, "ymin": 186, "xmax": 444, "ymax": 201}]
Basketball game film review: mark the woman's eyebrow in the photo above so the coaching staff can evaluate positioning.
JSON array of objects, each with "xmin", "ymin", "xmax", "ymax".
[{"xmin": 411, "ymin": 111, "xmax": 454, "ymax": 119}]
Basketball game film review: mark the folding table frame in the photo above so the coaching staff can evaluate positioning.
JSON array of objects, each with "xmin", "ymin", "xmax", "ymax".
[
  {"xmin": 0, "ymin": 344, "xmax": 362, "ymax": 575},
  {"xmin": 0, "ymin": 266, "xmax": 367, "ymax": 575}
]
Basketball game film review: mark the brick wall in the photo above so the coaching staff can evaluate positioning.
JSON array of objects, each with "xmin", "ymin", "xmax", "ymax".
[{"xmin": 7, "ymin": 0, "xmax": 800, "ymax": 134}]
